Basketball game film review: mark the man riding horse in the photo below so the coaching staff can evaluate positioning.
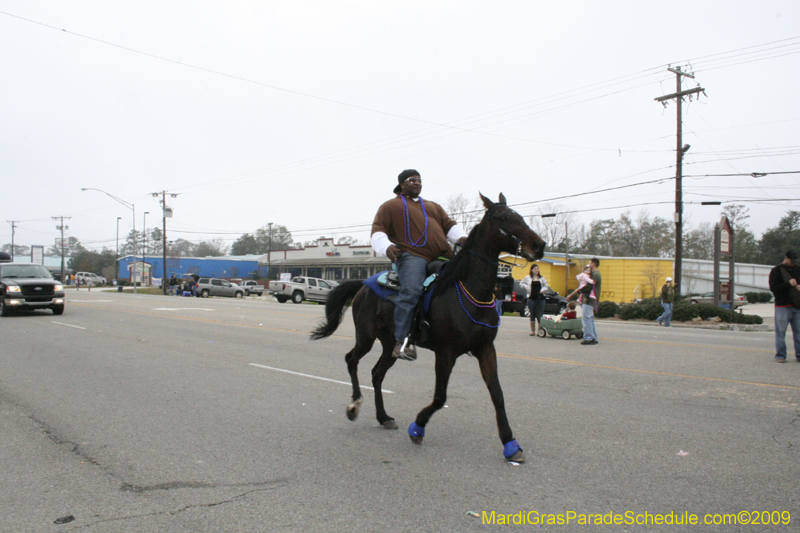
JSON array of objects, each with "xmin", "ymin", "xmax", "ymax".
[{"xmin": 370, "ymin": 169, "xmax": 468, "ymax": 361}]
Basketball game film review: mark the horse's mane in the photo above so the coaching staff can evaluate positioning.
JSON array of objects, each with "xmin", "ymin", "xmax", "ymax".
[{"xmin": 434, "ymin": 215, "xmax": 486, "ymax": 296}]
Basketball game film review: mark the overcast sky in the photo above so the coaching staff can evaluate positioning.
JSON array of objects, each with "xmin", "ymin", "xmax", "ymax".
[{"xmin": 2, "ymin": 1, "xmax": 799, "ymax": 254}]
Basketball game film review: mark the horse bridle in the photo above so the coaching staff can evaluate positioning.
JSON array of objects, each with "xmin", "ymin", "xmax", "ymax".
[{"xmin": 465, "ymin": 202, "xmax": 528, "ymax": 267}]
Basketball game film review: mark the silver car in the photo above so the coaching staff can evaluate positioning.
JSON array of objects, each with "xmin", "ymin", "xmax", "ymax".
[
  {"xmin": 690, "ymin": 292, "xmax": 748, "ymax": 308},
  {"xmin": 196, "ymin": 278, "xmax": 245, "ymax": 298}
]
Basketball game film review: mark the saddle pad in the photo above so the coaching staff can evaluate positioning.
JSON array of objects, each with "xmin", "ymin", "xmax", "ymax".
[{"xmin": 363, "ymin": 270, "xmax": 435, "ymax": 313}]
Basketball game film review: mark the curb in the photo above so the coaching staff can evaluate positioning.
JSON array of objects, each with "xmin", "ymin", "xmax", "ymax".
[{"xmin": 599, "ymin": 318, "xmax": 773, "ymax": 332}]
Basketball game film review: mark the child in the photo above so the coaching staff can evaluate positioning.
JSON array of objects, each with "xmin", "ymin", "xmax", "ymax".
[
  {"xmin": 555, "ymin": 301, "xmax": 577, "ymax": 323},
  {"xmin": 568, "ymin": 264, "xmax": 596, "ymax": 302}
]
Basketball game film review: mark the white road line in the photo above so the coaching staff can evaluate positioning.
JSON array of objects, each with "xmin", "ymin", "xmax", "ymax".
[
  {"xmin": 52, "ymin": 321, "xmax": 86, "ymax": 330},
  {"xmin": 152, "ymin": 308, "xmax": 214, "ymax": 311},
  {"xmin": 248, "ymin": 363, "xmax": 394, "ymax": 394}
]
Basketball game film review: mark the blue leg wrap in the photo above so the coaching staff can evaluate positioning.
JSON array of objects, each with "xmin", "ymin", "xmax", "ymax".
[
  {"xmin": 503, "ymin": 439, "xmax": 522, "ymax": 459},
  {"xmin": 408, "ymin": 421, "xmax": 425, "ymax": 438}
]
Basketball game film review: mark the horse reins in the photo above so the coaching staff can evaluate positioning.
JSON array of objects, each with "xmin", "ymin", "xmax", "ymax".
[{"xmin": 466, "ymin": 203, "xmax": 527, "ymax": 267}]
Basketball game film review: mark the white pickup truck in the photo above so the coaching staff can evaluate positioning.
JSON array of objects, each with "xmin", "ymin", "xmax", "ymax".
[
  {"xmin": 240, "ymin": 280, "xmax": 266, "ymax": 296},
  {"xmin": 269, "ymin": 277, "xmax": 338, "ymax": 304}
]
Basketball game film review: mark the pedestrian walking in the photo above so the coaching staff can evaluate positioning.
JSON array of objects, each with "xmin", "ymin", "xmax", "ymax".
[{"xmin": 657, "ymin": 277, "xmax": 675, "ymax": 327}]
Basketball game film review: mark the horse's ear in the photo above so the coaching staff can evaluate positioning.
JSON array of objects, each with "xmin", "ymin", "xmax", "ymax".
[
  {"xmin": 498, "ymin": 192, "xmax": 507, "ymax": 205},
  {"xmin": 479, "ymin": 192, "xmax": 494, "ymax": 210}
]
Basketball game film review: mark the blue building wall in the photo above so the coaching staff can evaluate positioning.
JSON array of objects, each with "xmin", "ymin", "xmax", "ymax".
[{"xmin": 119, "ymin": 255, "xmax": 264, "ymax": 280}]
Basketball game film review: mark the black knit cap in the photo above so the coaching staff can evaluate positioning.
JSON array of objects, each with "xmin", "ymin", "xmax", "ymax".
[
  {"xmin": 394, "ymin": 169, "xmax": 420, "ymax": 194},
  {"xmin": 786, "ymin": 249, "xmax": 799, "ymax": 261}
]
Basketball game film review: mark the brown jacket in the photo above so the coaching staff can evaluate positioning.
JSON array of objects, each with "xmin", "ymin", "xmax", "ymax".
[{"xmin": 371, "ymin": 196, "xmax": 457, "ymax": 262}]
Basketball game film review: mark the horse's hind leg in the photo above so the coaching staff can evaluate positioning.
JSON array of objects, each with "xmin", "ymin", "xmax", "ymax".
[
  {"xmin": 371, "ymin": 331, "xmax": 399, "ymax": 429},
  {"xmin": 476, "ymin": 344, "xmax": 525, "ymax": 463},
  {"xmin": 345, "ymin": 334, "xmax": 375, "ymax": 421},
  {"xmin": 409, "ymin": 352, "xmax": 455, "ymax": 444}
]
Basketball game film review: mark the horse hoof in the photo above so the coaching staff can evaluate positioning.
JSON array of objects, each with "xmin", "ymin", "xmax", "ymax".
[
  {"xmin": 382, "ymin": 419, "xmax": 398, "ymax": 430},
  {"xmin": 346, "ymin": 398, "xmax": 363, "ymax": 421},
  {"xmin": 507, "ymin": 450, "xmax": 525, "ymax": 463},
  {"xmin": 503, "ymin": 439, "xmax": 524, "ymax": 463},
  {"xmin": 408, "ymin": 421, "xmax": 425, "ymax": 444}
]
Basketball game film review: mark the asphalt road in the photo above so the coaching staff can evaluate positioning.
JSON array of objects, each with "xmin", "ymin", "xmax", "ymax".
[{"xmin": 1, "ymin": 291, "xmax": 798, "ymax": 532}]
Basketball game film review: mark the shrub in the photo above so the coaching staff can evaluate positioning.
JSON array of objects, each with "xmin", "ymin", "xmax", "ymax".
[
  {"xmin": 619, "ymin": 303, "xmax": 645, "ymax": 320},
  {"xmin": 743, "ymin": 291, "xmax": 772, "ymax": 304},
  {"xmin": 596, "ymin": 300, "xmax": 620, "ymax": 318},
  {"xmin": 671, "ymin": 303, "xmax": 763, "ymax": 324}
]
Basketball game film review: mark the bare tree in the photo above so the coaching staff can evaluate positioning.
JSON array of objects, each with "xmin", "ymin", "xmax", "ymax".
[
  {"xmin": 640, "ymin": 262, "xmax": 669, "ymax": 300},
  {"xmin": 528, "ymin": 203, "xmax": 578, "ymax": 252},
  {"xmin": 445, "ymin": 193, "xmax": 482, "ymax": 235}
]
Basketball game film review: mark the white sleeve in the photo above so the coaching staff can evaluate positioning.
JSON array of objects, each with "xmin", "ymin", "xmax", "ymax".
[
  {"xmin": 446, "ymin": 224, "xmax": 468, "ymax": 243},
  {"xmin": 371, "ymin": 231, "xmax": 394, "ymax": 257},
  {"xmin": 540, "ymin": 276, "xmax": 549, "ymax": 293}
]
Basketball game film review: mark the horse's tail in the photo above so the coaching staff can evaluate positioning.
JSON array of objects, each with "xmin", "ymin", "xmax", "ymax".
[{"xmin": 310, "ymin": 280, "xmax": 364, "ymax": 340}]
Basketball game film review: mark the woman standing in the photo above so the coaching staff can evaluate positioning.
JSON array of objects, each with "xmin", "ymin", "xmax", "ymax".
[{"xmin": 521, "ymin": 264, "xmax": 548, "ymax": 336}]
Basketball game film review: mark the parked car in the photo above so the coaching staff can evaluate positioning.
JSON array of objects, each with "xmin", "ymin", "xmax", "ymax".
[
  {"xmin": 74, "ymin": 272, "xmax": 107, "ymax": 286},
  {"xmin": 496, "ymin": 277, "xmax": 568, "ymax": 317},
  {"xmin": 195, "ymin": 278, "xmax": 245, "ymax": 298},
  {"xmin": 690, "ymin": 292, "xmax": 748, "ymax": 308},
  {"xmin": 240, "ymin": 280, "xmax": 266, "ymax": 296},
  {"xmin": 0, "ymin": 263, "xmax": 65, "ymax": 316},
  {"xmin": 270, "ymin": 277, "xmax": 337, "ymax": 304}
]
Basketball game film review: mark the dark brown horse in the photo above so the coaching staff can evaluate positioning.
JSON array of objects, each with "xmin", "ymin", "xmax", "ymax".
[{"xmin": 310, "ymin": 193, "xmax": 545, "ymax": 461}]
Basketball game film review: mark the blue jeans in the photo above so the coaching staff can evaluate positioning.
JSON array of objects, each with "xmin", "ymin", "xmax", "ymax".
[
  {"xmin": 774, "ymin": 306, "xmax": 800, "ymax": 359},
  {"xmin": 581, "ymin": 302, "xmax": 597, "ymax": 341},
  {"xmin": 526, "ymin": 298, "xmax": 545, "ymax": 322},
  {"xmin": 658, "ymin": 302, "xmax": 673, "ymax": 326},
  {"xmin": 394, "ymin": 252, "xmax": 428, "ymax": 342}
]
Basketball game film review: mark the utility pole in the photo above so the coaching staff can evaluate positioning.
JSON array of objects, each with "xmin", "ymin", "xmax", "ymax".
[
  {"xmin": 564, "ymin": 221, "xmax": 569, "ymax": 296},
  {"xmin": 268, "ymin": 222, "xmax": 273, "ymax": 279},
  {"xmin": 7, "ymin": 221, "xmax": 18, "ymax": 261},
  {"xmin": 52, "ymin": 216, "xmax": 71, "ymax": 282},
  {"xmin": 655, "ymin": 66, "xmax": 704, "ymax": 294},
  {"xmin": 152, "ymin": 191, "xmax": 179, "ymax": 294}
]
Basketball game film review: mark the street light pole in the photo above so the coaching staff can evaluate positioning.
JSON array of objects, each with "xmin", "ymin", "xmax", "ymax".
[
  {"xmin": 268, "ymin": 222, "xmax": 273, "ymax": 279},
  {"xmin": 142, "ymin": 212, "xmax": 149, "ymax": 287},
  {"xmin": 81, "ymin": 188, "xmax": 137, "ymax": 293},
  {"xmin": 116, "ymin": 216, "xmax": 122, "ymax": 281}
]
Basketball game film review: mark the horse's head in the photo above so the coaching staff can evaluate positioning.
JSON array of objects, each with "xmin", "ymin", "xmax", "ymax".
[{"xmin": 480, "ymin": 193, "xmax": 546, "ymax": 261}]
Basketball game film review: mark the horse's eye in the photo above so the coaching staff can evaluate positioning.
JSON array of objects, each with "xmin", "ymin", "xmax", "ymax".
[{"xmin": 500, "ymin": 216, "xmax": 507, "ymax": 222}]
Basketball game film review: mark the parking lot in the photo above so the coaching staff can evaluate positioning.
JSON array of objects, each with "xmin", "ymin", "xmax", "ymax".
[{"xmin": 1, "ymin": 290, "xmax": 797, "ymax": 531}]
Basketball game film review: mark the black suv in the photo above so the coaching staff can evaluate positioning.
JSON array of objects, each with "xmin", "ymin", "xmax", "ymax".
[
  {"xmin": 496, "ymin": 276, "xmax": 568, "ymax": 317},
  {"xmin": 0, "ymin": 263, "xmax": 66, "ymax": 316}
]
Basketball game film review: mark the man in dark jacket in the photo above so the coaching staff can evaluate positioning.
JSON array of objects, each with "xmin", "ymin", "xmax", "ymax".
[
  {"xmin": 657, "ymin": 277, "xmax": 675, "ymax": 327},
  {"xmin": 768, "ymin": 249, "xmax": 800, "ymax": 363}
]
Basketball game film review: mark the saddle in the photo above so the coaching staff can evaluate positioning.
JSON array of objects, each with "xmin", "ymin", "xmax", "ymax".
[{"xmin": 363, "ymin": 260, "xmax": 446, "ymax": 344}]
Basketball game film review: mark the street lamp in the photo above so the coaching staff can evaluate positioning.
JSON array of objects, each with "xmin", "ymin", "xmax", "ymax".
[
  {"xmin": 82, "ymin": 187, "xmax": 137, "ymax": 294},
  {"xmin": 116, "ymin": 216, "xmax": 122, "ymax": 281},
  {"xmin": 142, "ymin": 211, "xmax": 149, "ymax": 286},
  {"xmin": 268, "ymin": 222, "xmax": 273, "ymax": 279}
]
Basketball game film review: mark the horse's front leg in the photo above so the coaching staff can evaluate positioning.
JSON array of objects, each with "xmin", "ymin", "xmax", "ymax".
[
  {"xmin": 476, "ymin": 343, "xmax": 525, "ymax": 463},
  {"xmin": 409, "ymin": 352, "xmax": 455, "ymax": 445}
]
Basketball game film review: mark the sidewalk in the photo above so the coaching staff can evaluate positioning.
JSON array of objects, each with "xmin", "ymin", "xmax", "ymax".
[{"xmin": 740, "ymin": 302, "xmax": 774, "ymax": 320}]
